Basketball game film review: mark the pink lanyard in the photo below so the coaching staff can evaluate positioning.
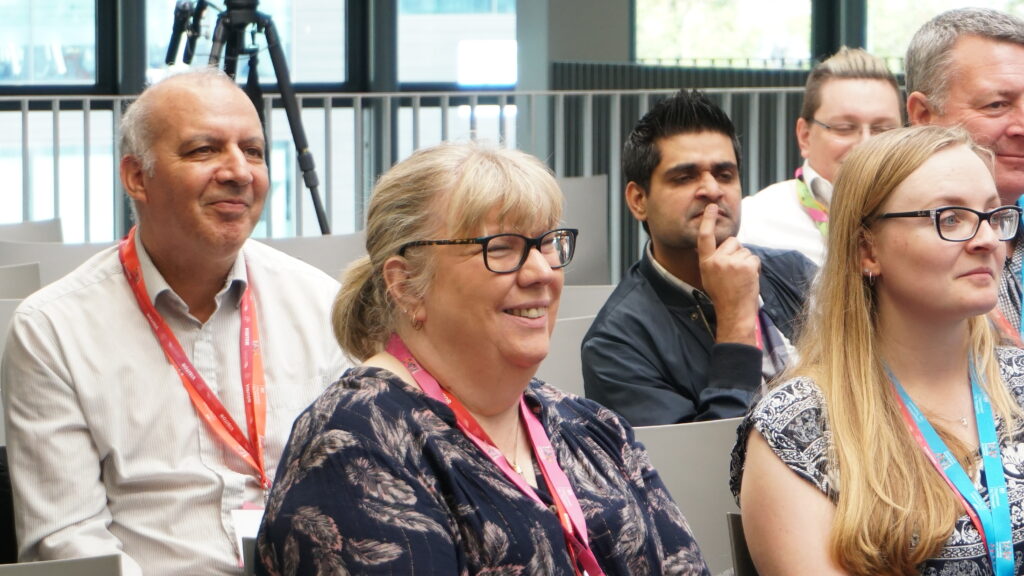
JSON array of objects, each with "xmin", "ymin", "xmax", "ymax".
[
  {"xmin": 385, "ymin": 333, "xmax": 605, "ymax": 576},
  {"xmin": 119, "ymin": 227, "xmax": 269, "ymax": 489}
]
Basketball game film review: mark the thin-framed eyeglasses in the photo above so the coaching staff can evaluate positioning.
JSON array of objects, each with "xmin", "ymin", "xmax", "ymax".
[
  {"xmin": 874, "ymin": 205, "xmax": 1022, "ymax": 242},
  {"xmin": 398, "ymin": 228, "xmax": 579, "ymax": 274},
  {"xmin": 812, "ymin": 118, "xmax": 899, "ymax": 139}
]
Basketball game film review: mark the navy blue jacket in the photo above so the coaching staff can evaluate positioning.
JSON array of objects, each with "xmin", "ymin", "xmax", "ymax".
[{"xmin": 581, "ymin": 245, "xmax": 816, "ymax": 425}]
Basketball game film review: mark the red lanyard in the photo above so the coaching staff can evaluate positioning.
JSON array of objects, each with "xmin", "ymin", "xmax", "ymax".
[
  {"xmin": 385, "ymin": 333, "xmax": 605, "ymax": 576},
  {"xmin": 119, "ymin": 227, "xmax": 269, "ymax": 489}
]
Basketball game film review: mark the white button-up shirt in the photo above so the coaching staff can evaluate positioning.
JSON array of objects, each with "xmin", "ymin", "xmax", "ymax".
[{"xmin": 1, "ymin": 234, "xmax": 349, "ymax": 575}]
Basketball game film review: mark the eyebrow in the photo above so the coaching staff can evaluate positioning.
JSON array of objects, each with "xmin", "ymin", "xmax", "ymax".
[
  {"xmin": 179, "ymin": 134, "xmax": 267, "ymax": 149},
  {"xmin": 662, "ymin": 161, "xmax": 737, "ymax": 177}
]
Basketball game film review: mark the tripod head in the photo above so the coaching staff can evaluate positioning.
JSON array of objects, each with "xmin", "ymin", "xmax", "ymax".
[
  {"xmin": 162, "ymin": 0, "xmax": 332, "ymax": 235},
  {"xmin": 165, "ymin": 0, "xmax": 210, "ymax": 66}
]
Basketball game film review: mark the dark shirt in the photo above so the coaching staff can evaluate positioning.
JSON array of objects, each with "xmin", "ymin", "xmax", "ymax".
[
  {"xmin": 256, "ymin": 366, "xmax": 711, "ymax": 576},
  {"xmin": 582, "ymin": 245, "xmax": 816, "ymax": 425}
]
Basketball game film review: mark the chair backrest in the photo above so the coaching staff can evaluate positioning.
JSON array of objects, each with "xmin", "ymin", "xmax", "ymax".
[
  {"xmin": 557, "ymin": 284, "xmax": 615, "ymax": 319},
  {"xmin": 0, "ymin": 300, "xmax": 23, "ymax": 446},
  {"xmin": 558, "ymin": 175, "xmax": 610, "ymax": 285},
  {"xmin": 727, "ymin": 511, "xmax": 758, "ymax": 576},
  {"xmin": 0, "ymin": 554, "xmax": 122, "ymax": 574},
  {"xmin": 256, "ymin": 231, "xmax": 367, "ymax": 281},
  {"xmin": 0, "ymin": 241, "xmax": 114, "ymax": 286},
  {"xmin": 535, "ymin": 315, "xmax": 595, "ymax": 398},
  {"xmin": 0, "ymin": 220, "xmax": 63, "ymax": 243},
  {"xmin": 633, "ymin": 417, "xmax": 743, "ymax": 575},
  {"xmin": 0, "ymin": 264, "xmax": 40, "ymax": 299},
  {"xmin": 0, "ymin": 300, "xmax": 21, "ymax": 363}
]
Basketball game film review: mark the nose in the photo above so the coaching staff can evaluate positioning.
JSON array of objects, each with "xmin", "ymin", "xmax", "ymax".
[
  {"xmin": 216, "ymin": 147, "xmax": 255, "ymax": 187},
  {"xmin": 852, "ymin": 124, "xmax": 873, "ymax": 145},
  {"xmin": 694, "ymin": 171, "xmax": 724, "ymax": 201},
  {"xmin": 967, "ymin": 218, "xmax": 1000, "ymax": 252},
  {"xmin": 1006, "ymin": 103, "xmax": 1024, "ymax": 137},
  {"xmin": 517, "ymin": 245, "xmax": 559, "ymax": 286}
]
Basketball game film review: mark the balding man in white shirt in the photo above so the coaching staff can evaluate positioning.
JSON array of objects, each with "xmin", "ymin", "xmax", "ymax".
[{"xmin": 1, "ymin": 68, "xmax": 349, "ymax": 575}]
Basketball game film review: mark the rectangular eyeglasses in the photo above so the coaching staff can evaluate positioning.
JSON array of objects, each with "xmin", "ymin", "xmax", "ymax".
[
  {"xmin": 875, "ymin": 205, "xmax": 1022, "ymax": 242},
  {"xmin": 398, "ymin": 228, "xmax": 579, "ymax": 274}
]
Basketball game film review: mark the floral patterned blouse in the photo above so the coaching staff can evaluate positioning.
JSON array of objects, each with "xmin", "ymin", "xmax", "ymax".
[
  {"xmin": 730, "ymin": 347, "xmax": 1024, "ymax": 574},
  {"xmin": 256, "ymin": 366, "xmax": 710, "ymax": 576}
]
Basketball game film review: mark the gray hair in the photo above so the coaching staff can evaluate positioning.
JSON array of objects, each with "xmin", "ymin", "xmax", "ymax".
[
  {"xmin": 906, "ymin": 7, "xmax": 1024, "ymax": 113},
  {"xmin": 119, "ymin": 67, "xmax": 238, "ymax": 176}
]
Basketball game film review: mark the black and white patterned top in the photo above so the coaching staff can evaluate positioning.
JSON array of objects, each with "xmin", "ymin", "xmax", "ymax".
[
  {"xmin": 730, "ymin": 347, "xmax": 1024, "ymax": 574},
  {"xmin": 256, "ymin": 366, "xmax": 710, "ymax": 576}
]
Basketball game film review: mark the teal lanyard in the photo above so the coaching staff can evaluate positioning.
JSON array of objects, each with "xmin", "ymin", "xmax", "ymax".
[
  {"xmin": 1017, "ymin": 196, "xmax": 1024, "ymax": 338},
  {"xmin": 888, "ymin": 360, "xmax": 1013, "ymax": 575}
]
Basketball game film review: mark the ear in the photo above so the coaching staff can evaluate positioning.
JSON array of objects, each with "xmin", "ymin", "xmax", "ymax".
[
  {"xmin": 796, "ymin": 117, "xmax": 812, "ymax": 160},
  {"xmin": 120, "ymin": 155, "xmax": 148, "ymax": 205},
  {"xmin": 906, "ymin": 92, "xmax": 935, "ymax": 126},
  {"xmin": 382, "ymin": 255, "xmax": 424, "ymax": 322},
  {"xmin": 858, "ymin": 229, "xmax": 881, "ymax": 277},
  {"xmin": 625, "ymin": 181, "xmax": 649, "ymax": 224}
]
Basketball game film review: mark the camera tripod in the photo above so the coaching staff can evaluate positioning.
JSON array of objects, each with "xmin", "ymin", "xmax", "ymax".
[{"xmin": 166, "ymin": 0, "xmax": 331, "ymax": 235}]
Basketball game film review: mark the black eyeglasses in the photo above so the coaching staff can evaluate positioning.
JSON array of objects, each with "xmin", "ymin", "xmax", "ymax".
[
  {"xmin": 875, "ymin": 205, "xmax": 1022, "ymax": 242},
  {"xmin": 398, "ymin": 228, "xmax": 578, "ymax": 274},
  {"xmin": 812, "ymin": 118, "xmax": 899, "ymax": 139}
]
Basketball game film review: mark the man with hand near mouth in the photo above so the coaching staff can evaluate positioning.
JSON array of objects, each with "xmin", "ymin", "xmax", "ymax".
[
  {"xmin": 1, "ymin": 68, "xmax": 348, "ymax": 575},
  {"xmin": 582, "ymin": 89, "xmax": 816, "ymax": 426},
  {"xmin": 905, "ymin": 7, "xmax": 1024, "ymax": 345}
]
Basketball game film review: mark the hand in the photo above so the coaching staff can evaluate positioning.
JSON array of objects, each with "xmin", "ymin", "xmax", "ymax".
[{"xmin": 697, "ymin": 204, "xmax": 761, "ymax": 345}]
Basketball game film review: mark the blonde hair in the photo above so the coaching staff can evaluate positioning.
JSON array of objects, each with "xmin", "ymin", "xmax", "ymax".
[
  {"xmin": 332, "ymin": 141, "xmax": 563, "ymax": 361},
  {"xmin": 800, "ymin": 46, "xmax": 901, "ymax": 122},
  {"xmin": 791, "ymin": 125, "xmax": 1020, "ymax": 574}
]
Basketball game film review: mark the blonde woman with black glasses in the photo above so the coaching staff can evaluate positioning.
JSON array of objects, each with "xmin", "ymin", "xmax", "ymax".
[
  {"xmin": 256, "ymin": 142, "xmax": 710, "ymax": 576},
  {"xmin": 731, "ymin": 125, "xmax": 1024, "ymax": 575}
]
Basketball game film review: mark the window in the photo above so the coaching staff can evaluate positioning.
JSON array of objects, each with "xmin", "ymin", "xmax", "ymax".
[
  {"xmin": 0, "ymin": 0, "xmax": 96, "ymax": 85},
  {"xmin": 635, "ymin": 0, "xmax": 811, "ymax": 69},
  {"xmin": 867, "ymin": 0, "xmax": 1024, "ymax": 73},
  {"xmin": 147, "ymin": 0, "xmax": 346, "ymax": 85},
  {"xmin": 398, "ymin": 0, "xmax": 517, "ymax": 86}
]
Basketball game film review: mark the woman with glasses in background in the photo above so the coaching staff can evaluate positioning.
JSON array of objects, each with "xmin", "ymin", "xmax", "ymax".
[
  {"xmin": 256, "ymin": 141, "xmax": 710, "ymax": 576},
  {"xmin": 730, "ymin": 125, "xmax": 1024, "ymax": 575}
]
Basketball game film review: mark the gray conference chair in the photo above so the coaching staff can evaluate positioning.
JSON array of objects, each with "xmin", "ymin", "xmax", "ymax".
[
  {"xmin": 0, "ymin": 264, "xmax": 40, "ymax": 299},
  {"xmin": 535, "ymin": 315, "xmax": 595, "ymax": 398},
  {"xmin": 557, "ymin": 284, "xmax": 615, "ymax": 319},
  {"xmin": 0, "ymin": 219, "xmax": 63, "ymax": 243},
  {"xmin": 634, "ymin": 417, "xmax": 743, "ymax": 575},
  {"xmin": 256, "ymin": 231, "xmax": 367, "ymax": 280},
  {"xmin": 0, "ymin": 241, "xmax": 113, "ymax": 286}
]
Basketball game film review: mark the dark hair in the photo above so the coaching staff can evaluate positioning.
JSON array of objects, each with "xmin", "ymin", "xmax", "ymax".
[{"xmin": 623, "ymin": 89, "xmax": 742, "ymax": 194}]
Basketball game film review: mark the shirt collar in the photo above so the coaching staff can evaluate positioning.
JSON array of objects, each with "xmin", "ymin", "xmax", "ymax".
[
  {"xmin": 801, "ymin": 161, "xmax": 833, "ymax": 206},
  {"xmin": 646, "ymin": 242, "xmax": 698, "ymax": 294},
  {"xmin": 133, "ymin": 231, "xmax": 249, "ymax": 310}
]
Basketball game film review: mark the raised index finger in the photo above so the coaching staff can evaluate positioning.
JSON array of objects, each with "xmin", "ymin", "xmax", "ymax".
[{"xmin": 697, "ymin": 204, "xmax": 719, "ymax": 260}]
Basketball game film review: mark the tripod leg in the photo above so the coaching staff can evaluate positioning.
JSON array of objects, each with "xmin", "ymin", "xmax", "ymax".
[
  {"xmin": 260, "ymin": 15, "xmax": 331, "ymax": 235},
  {"xmin": 208, "ymin": 12, "xmax": 228, "ymax": 68}
]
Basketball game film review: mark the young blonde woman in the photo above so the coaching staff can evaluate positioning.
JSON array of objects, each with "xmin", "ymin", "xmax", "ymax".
[{"xmin": 731, "ymin": 125, "xmax": 1024, "ymax": 575}]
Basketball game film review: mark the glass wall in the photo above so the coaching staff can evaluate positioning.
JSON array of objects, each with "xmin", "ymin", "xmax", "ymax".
[
  {"xmin": 0, "ymin": 0, "xmax": 96, "ymax": 85},
  {"xmin": 635, "ymin": 0, "xmax": 811, "ymax": 68},
  {"xmin": 146, "ymin": 0, "xmax": 346, "ymax": 85},
  {"xmin": 867, "ymin": 0, "xmax": 1024, "ymax": 72},
  {"xmin": 398, "ymin": 0, "xmax": 517, "ymax": 85}
]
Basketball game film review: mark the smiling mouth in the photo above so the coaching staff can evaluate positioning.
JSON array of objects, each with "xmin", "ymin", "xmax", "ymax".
[{"xmin": 506, "ymin": 307, "xmax": 546, "ymax": 319}]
